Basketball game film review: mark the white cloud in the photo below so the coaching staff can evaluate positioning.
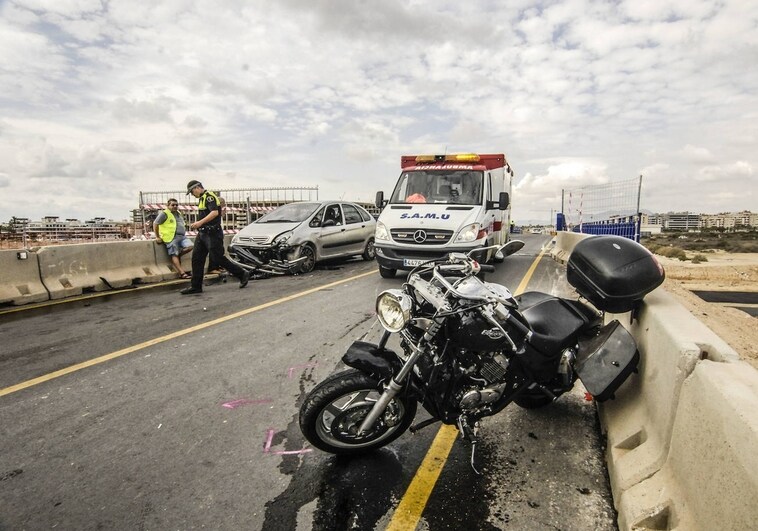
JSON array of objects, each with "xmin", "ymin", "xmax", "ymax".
[{"xmin": 0, "ymin": 0, "xmax": 755, "ymax": 222}]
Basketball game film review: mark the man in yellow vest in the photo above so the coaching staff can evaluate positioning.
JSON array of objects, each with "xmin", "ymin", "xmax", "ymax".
[
  {"xmin": 181, "ymin": 180, "xmax": 250, "ymax": 294},
  {"xmin": 154, "ymin": 198, "xmax": 193, "ymax": 279}
]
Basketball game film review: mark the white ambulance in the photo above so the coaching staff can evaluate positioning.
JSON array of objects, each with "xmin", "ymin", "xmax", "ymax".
[{"xmin": 374, "ymin": 153, "xmax": 514, "ymax": 278}]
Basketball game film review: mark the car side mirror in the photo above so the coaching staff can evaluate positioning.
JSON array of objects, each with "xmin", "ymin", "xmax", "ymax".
[
  {"xmin": 323, "ymin": 219, "xmax": 337, "ymax": 227},
  {"xmin": 498, "ymin": 192, "xmax": 510, "ymax": 210},
  {"xmin": 375, "ymin": 191, "xmax": 385, "ymax": 209}
]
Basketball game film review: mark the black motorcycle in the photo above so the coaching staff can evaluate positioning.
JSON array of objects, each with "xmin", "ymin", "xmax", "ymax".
[{"xmin": 299, "ymin": 236, "xmax": 664, "ymax": 468}]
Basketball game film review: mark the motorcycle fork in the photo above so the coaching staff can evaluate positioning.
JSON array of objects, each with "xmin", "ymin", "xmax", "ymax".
[{"xmin": 357, "ymin": 328, "xmax": 433, "ymax": 435}]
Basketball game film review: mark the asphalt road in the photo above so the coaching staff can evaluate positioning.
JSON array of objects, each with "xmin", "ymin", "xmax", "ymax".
[{"xmin": 0, "ymin": 234, "xmax": 616, "ymax": 530}]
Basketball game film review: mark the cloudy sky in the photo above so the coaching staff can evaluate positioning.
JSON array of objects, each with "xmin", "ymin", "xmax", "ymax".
[{"xmin": 1, "ymin": 0, "xmax": 756, "ymax": 224}]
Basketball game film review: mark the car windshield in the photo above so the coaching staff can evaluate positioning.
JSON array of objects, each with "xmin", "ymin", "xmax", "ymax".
[
  {"xmin": 389, "ymin": 170, "xmax": 483, "ymax": 205},
  {"xmin": 256, "ymin": 202, "xmax": 320, "ymax": 223}
]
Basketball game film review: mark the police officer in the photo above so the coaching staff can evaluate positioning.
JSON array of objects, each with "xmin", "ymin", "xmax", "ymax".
[{"xmin": 181, "ymin": 180, "xmax": 250, "ymax": 294}]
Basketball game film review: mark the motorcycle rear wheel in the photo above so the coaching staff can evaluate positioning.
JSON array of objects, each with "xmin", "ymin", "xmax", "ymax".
[{"xmin": 299, "ymin": 369, "xmax": 417, "ymax": 455}]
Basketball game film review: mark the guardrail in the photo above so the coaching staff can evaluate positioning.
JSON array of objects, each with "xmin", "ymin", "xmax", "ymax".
[{"xmin": 550, "ymin": 232, "xmax": 758, "ymax": 530}]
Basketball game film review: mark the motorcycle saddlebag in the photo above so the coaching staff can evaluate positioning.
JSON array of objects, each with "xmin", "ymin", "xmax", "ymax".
[
  {"xmin": 575, "ymin": 320, "xmax": 639, "ymax": 402},
  {"xmin": 567, "ymin": 235, "xmax": 665, "ymax": 313}
]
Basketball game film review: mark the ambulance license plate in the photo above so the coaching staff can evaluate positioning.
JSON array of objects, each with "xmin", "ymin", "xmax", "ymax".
[{"xmin": 403, "ymin": 258, "xmax": 426, "ymax": 267}]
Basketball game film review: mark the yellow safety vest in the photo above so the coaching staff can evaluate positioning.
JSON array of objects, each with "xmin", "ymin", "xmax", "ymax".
[{"xmin": 158, "ymin": 209, "xmax": 177, "ymax": 242}]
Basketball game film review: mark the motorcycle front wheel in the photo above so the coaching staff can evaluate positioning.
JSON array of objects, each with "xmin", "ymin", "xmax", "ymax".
[{"xmin": 299, "ymin": 369, "xmax": 417, "ymax": 455}]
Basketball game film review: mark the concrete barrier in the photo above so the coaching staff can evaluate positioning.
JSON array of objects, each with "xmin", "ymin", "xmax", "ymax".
[
  {"xmin": 550, "ymin": 231, "xmax": 757, "ymax": 529},
  {"xmin": 0, "ymin": 249, "xmax": 49, "ymax": 305},
  {"xmin": 550, "ymin": 231, "xmax": 589, "ymax": 263},
  {"xmin": 37, "ymin": 241, "xmax": 164, "ymax": 299},
  {"xmin": 152, "ymin": 234, "xmax": 235, "ymax": 279},
  {"xmin": 616, "ymin": 361, "xmax": 758, "ymax": 531},
  {"xmin": 599, "ymin": 291, "xmax": 740, "ymax": 494}
]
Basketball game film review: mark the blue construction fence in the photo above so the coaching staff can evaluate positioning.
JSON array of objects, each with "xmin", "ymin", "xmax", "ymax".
[{"xmin": 556, "ymin": 213, "xmax": 640, "ymax": 242}]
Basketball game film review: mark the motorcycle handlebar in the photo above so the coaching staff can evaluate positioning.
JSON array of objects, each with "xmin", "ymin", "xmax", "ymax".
[{"xmin": 479, "ymin": 264, "xmax": 496, "ymax": 273}]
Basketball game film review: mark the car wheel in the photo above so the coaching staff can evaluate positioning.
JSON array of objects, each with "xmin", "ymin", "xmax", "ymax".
[
  {"xmin": 379, "ymin": 265, "xmax": 396, "ymax": 278},
  {"xmin": 299, "ymin": 244, "xmax": 316, "ymax": 274},
  {"xmin": 362, "ymin": 238, "xmax": 376, "ymax": 261}
]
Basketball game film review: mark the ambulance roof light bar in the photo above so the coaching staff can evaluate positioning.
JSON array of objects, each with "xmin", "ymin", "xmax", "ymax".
[{"xmin": 414, "ymin": 154, "xmax": 481, "ymax": 164}]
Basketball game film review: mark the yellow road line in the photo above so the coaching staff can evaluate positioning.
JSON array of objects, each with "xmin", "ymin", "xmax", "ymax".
[
  {"xmin": 385, "ymin": 250, "xmax": 546, "ymax": 530},
  {"xmin": 386, "ymin": 424, "xmax": 459, "ymax": 531},
  {"xmin": 0, "ymin": 270, "xmax": 377, "ymax": 398},
  {"xmin": 513, "ymin": 247, "xmax": 546, "ymax": 296}
]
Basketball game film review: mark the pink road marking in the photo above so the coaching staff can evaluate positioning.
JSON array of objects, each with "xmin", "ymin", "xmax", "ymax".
[
  {"xmin": 287, "ymin": 363, "xmax": 318, "ymax": 378},
  {"xmin": 264, "ymin": 428, "xmax": 275, "ymax": 453},
  {"xmin": 221, "ymin": 398, "xmax": 273, "ymax": 409},
  {"xmin": 263, "ymin": 428, "xmax": 312, "ymax": 455}
]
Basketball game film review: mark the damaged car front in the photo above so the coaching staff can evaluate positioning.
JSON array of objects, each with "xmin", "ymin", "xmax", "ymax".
[{"xmin": 228, "ymin": 202, "xmax": 321, "ymax": 275}]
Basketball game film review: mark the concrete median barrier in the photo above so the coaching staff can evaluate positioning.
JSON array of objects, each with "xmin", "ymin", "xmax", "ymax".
[
  {"xmin": 599, "ymin": 290, "xmax": 740, "ymax": 494},
  {"xmin": 37, "ymin": 241, "xmax": 164, "ymax": 299},
  {"xmin": 0, "ymin": 249, "xmax": 49, "ymax": 305},
  {"xmin": 616, "ymin": 360, "xmax": 758, "ymax": 531},
  {"xmin": 550, "ymin": 231, "xmax": 589, "ymax": 263},
  {"xmin": 152, "ymin": 234, "xmax": 233, "ymax": 278}
]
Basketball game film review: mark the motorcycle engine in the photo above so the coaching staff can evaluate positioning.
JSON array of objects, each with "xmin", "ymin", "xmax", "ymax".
[{"xmin": 455, "ymin": 349, "xmax": 512, "ymax": 410}]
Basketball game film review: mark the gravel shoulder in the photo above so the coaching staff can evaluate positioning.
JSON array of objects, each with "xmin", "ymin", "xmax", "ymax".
[{"xmin": 655, "ymin": 252, "xmax": 758, "ymax": 369}]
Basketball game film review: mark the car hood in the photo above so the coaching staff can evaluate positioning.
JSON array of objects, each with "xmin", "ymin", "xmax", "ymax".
[{"xmin": 233, "ymin": 221, "xmax": 302, "ymax": 244}]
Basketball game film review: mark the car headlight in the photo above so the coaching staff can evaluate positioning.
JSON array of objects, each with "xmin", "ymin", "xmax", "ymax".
[
  {"xmin": 376, "ymin": 289, "xmax": 413, "ymax": 332},
  {"xmin": 455, "ymin": 223, "xmax": 482, "ymax": 243},
  {"xmin": 273, "ymin": 231, "xmax": 293, "ymax": 245},
  {"xmin": 375, "ymin": 221, "xmax": 390, "ymax": 242}
]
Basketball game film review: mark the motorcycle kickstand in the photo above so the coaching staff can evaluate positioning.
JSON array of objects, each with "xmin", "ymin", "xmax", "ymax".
[
  {"xmin": 457, "ymin": 416, "xmax": 482, "ymax": 475},
  {"xmin": 409, "ymin": 418, "xmax": 440, "ymax": 434}
]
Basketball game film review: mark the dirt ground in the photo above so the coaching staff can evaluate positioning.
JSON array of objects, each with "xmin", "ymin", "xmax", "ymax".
[{"xmin": 654, "ymin": 251, "xmax": 758, "ymax": 370}]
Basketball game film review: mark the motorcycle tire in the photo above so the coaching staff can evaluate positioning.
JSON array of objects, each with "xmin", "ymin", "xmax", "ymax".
[{"xmin": 299, "ymin": 369, "xmax": 417, "ymax": 455}]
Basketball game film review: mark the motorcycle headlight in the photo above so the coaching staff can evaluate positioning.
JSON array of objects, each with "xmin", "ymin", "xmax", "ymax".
[
  {"xmin": 455, "ymin": 223, "xmax": 482, "ymax": 243},
  {"xmin": 376, "ymin": 289, "xmax": 413, "ymax": 332},
  {"xmin": 375, "ymin": 221, "xmax": 390, "ymax": 242},
  {"xmin": 273, "ymin": 231, "xmax": 293, "ymax": 245}
]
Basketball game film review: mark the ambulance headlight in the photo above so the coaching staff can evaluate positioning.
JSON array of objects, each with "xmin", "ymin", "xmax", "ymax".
[
  {"xmin": 376, "ymin": 289, "xmax": 413, "ymax": 332},
  {"xmin": 375, "ymin": 221, "xmax": 390, "ymax": 242},
  {"xmin": 455, "ymin": 223, "xmax": 483, "ymax": 243}
]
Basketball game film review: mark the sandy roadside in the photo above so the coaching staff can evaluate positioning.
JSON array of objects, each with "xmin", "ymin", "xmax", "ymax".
[{"xmin": 655, "ymin": 252, "xmax": 758, "ymax": 370}]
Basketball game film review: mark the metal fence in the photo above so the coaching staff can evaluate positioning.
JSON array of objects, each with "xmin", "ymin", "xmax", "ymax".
[
  {"xmin": 138, "ymin": 186, "xmax": 321, "ymax": 235},
  {"xmin": 560, "ymin": 176, "xmax": 642, "ymax": 242}
]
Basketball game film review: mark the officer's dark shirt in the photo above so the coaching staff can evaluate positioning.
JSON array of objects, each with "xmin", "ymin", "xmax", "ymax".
[{"xmin": 199, "ymin": 192, "xmax": 222, "ymax": 229}]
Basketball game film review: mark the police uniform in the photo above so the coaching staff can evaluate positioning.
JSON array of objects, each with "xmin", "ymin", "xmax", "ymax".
[{"xmin": 183, "ymin": 182, "xmax": 249, "ymax": 293}]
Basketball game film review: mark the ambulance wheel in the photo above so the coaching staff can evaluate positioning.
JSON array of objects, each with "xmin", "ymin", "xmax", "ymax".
[{"xmin": 379, "ymin": 265, "xmax": 396, "ymax": 278}]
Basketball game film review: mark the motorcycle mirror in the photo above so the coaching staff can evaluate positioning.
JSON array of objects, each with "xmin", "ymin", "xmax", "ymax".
[{"xmin": 500, "ymin": 240, "xmax": 525, "ymax": 257}]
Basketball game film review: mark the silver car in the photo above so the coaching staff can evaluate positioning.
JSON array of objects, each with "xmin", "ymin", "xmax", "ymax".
[{"xmin": 228, "ymin": 201, "xmax": 376, "ymax": 274}]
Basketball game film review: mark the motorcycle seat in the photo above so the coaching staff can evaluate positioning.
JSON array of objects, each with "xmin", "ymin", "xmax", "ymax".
[{"xmin": 518, "ymin": 292, "xmax": 591, "ymax": 354}]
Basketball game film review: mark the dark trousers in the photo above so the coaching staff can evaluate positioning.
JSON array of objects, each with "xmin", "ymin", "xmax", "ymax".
[{"xmin": 190, "ymin": 228, "xmax": 244, "ymax": 289}]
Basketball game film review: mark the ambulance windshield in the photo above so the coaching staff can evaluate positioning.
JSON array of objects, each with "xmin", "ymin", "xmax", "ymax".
[{"xmin": 389, "ymin": 170, "xmax": 483, "ymax": 206}]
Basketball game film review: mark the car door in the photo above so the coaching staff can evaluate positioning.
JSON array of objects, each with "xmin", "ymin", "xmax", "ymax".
[
  {"xmin": 317, "ymin": 203, "xmax": 350, "ymax": 258},
  {"xmin": 340, "ymin": 203, "xmax": 370, "ymax": 255}
]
